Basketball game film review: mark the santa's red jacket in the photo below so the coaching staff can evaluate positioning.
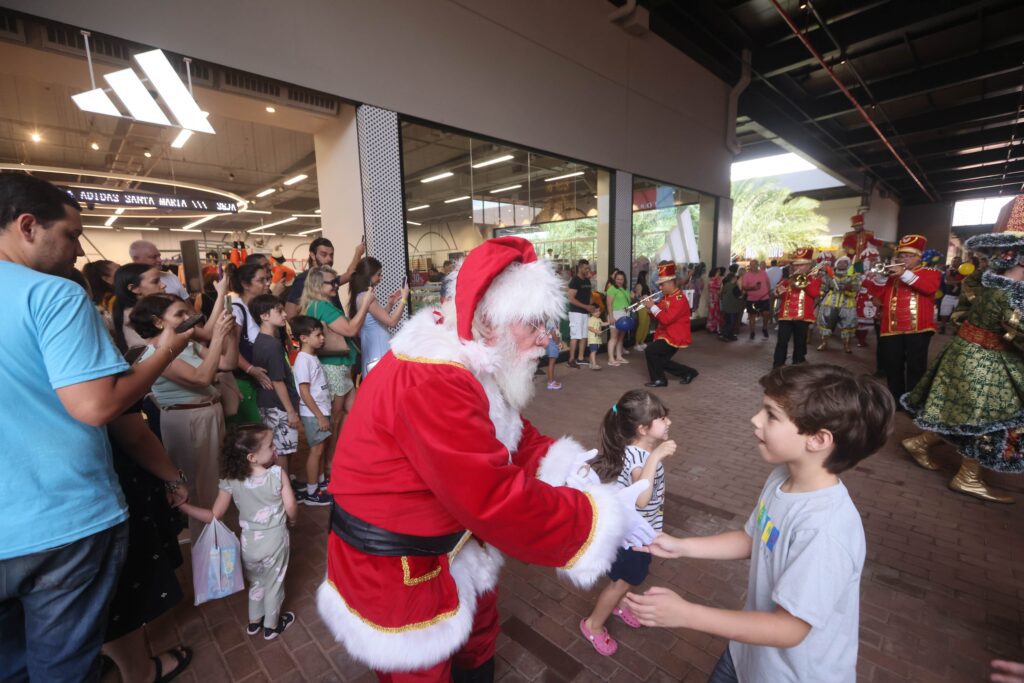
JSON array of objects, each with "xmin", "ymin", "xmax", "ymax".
[
  {"xmin": 650, "ymin": 289, "xmax": 692, "ymax": 348},
  {"xmin": 861, "ymin": 267, "xmax": 941, "ymax": 335},
  {"xmin": 317, "ymin": 312, "xmax": 627, "ymax": 673}
]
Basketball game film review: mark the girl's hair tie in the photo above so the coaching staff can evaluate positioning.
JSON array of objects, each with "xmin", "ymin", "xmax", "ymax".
[{"xmin": 611, "ymin": 404, "xmax": 618, "ymax": 414}]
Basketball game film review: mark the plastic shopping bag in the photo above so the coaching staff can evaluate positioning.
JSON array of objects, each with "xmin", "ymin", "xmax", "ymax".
[{"xmin": 192, "ymin": 519, "xmax": 245, "ymax": 605}]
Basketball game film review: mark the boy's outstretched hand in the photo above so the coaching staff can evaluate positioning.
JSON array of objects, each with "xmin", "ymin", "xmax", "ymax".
[
  {"xmin": 991, "ymin": 660, "xmax": 1024, "ymax": 683},
  {"xmin": 637, "ymin": 532, "xmax": 687, "ymax": 558},
  {"xmin": 623, "ymin": 587, "xmax": 691, "ymax": 628}
]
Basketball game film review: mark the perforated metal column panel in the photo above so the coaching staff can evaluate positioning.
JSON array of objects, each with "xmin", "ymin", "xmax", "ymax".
[
  {"xmin": 356, "ymin": 104, "xmax": 408, "ymax": 330},
  {"xmin": 612, "ymin": 170, "xmax": 633, "ymax": 276}
]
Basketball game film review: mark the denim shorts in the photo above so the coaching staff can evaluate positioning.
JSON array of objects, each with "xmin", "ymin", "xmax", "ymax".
[
  {"xmin": 300, "ymin": 415, "xmax": 331, "ymax": 448},
  {"xmin": 546, "ymin": 339, "xmax": 560, "ymax": 358}
]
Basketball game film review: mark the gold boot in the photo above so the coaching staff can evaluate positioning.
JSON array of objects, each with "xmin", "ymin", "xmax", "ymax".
[
  {"xmin": 817, "ymin": 336, "xmax": 829, "ymax": 351},
  {"xmin": 843, "ymin": 337, "xmax": 852, "ymax": 354},
  {"xmin": 901, "ymin": 432, "xmax": 942, "ymax": 470},
  {"xmin": 949, "ymin": 458, "xmax": 1013, "ymax": 504}
]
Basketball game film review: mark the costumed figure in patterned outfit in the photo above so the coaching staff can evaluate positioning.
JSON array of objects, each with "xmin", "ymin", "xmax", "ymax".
[
  {"xmin": 854, "ymin": 246, "xmax": 882, "ymax": 349},
  {"xmin": 316, "ymin": 237, "xmax": 656, "ymax": 682},
  {"xmin": 841, "ymin": 213, "xmax": 883, "ymax": 262},
  {"xmin": 861, "ymin": 235, "xmax": 942, "ymax": 401},
  {"xmin": 772, "ymin": 248, "xmax": 822, "ymax": 368},
  {"xmin": 815, "ymin": 255, "xmax": 861, "ymax": 353},
  {"xmin": 642, "ymin": 262, "xmax": 697, "ymax": 387},
  {"xmin": 901, "ymin": 230, "xmax": 1024, "ymax": 503}
]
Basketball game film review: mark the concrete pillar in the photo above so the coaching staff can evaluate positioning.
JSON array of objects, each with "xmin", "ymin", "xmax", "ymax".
[
  {"xmin": 314, "ymin": 103, "xmax": 408, "ymax": 327},
  {"xmin": 699, "ymin": 194, "xmax": 721, "ymax": 267},
  {"xmin": 610, "ymin": 170, "xmax": 633, "ymax": 277},
  {"xmin": 714, "ymin": 196, "xmax": 733, "ymax": 266},
  {"xmin": 313, "ymin": 103, "xmax": 365, "ymax": 308}
]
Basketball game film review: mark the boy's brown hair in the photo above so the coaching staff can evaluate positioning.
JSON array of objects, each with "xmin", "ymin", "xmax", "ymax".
[{"xmin": 759, "ymin": 363, "xmax": 894, "ymax": 473}]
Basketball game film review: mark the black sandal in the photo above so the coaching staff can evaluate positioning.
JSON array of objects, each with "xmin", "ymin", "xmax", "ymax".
[{"xmin": 152, "ymin": 646, "xmax": 192, "ymax": 683}]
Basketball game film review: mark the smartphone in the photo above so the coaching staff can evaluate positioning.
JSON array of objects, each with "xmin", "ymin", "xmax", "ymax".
[
  {"xmin": 175, "ymin": 313, "xmax": 207, "ymax": 334},
  {"xmin": 123, "ymin": 346, "xmax": 147, "ymax": 365},
  {"xmin": 402, "ymin": 275, "xmax": 408, "ymax": 289}
]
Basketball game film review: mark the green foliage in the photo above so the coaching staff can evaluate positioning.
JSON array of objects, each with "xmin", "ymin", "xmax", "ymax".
[{"xmin": 730, "ymin": 179, "xmax": 829, "ymax": 260}]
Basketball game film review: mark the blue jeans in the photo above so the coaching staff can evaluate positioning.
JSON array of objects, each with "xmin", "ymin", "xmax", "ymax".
[
  {"xmin": 0, "ymin": 522, "xmax": 128, "ymax": 683},
  {"xmin": 707, "ymin": 646, "xmax": 739, "ymax": 683}
]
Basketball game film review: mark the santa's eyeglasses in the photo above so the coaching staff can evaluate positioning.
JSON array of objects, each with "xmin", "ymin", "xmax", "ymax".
[{"xmin": 529, "ymin": 322, "xmax": 552, "ymax": 344}]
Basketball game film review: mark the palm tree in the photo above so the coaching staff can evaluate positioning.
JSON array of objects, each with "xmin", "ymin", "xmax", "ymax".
[{"xmin": 731, "ymin": 179, "xmax": 829, "ymax": 260}]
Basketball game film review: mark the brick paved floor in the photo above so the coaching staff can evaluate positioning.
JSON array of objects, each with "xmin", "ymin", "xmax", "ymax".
[{"xmin": 107, "ymin": 327, "xmax": 1024, "ymax": 682}]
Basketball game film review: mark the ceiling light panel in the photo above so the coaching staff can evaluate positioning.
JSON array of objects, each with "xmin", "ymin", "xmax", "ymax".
[
  {"xmin": 133, "ymin": 49, "xmax": 216, "ymax": 134},
  {"xmin": 170, "ymin": 129, "xmax": 193, "ymax": 149},
  {"xmin": 71, "ymin": 89, "xmax": 122, "ymax": 118},
  {"xmin": 407, "ymin": 204, "xmax": 430, "ymax": 211},
  {"xmin": 241, "ymin": 209, "xmax": 272, "ymax": 214},
  {"xmin": 420, "ymin": 172, "xmax": 454, "ymax": 183},
  {"xmin": 104, "ymin": 215, "xmax": 117, "ymax": 226},
  {"xmin": 297, "ymin": 227, "xmax": 323, "ymax": 236},
  {"xmin": 256, "ymin": 188, "xmax": 276, "ymax": 198},
  {"xmin": 248, "ymin": 217, "xmax": 296, "ymax": 232},
  {"xmin": 181, "ymin": 214, "xmax": 220, "ymax": 230},
  {"xmin": 283, "ymin": 174, "xmax": 308, "ymax": 186},
  {"xmin": 490, "ymin": 185, "xmax": 521, "ymax": 193},
  {"xmin": 472, "ymin": 154, "xmax": 513, "ymax": 169},
  {"xmin": 104, "ymin": 68, "xmax": 172, "ymax": 126},
  {"xmin": 444, "ymin": 196, "xmax": 470, "ymax": 203}
]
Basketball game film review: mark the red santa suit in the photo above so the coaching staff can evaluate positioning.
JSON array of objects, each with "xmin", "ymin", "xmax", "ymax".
[{"xmin": 317, "ymin": 238, "xmax": 640, "ymax": 681}]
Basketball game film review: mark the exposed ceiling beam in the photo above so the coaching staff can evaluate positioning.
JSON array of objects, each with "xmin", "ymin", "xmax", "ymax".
[
  {"xmin": 754, "ymin": 0, "xmax": 1020, "ymax": 78},
  {"xmin": 875, "ymin": 144, "xmax": 1023, "ymax": 176},
  {"xmin": 857, "ymin": 122, "xmax": 1022, "ymax": 164},
  {"xmin": 807, "ymin": 38, "xmax": 1024, "ymax": 121}
]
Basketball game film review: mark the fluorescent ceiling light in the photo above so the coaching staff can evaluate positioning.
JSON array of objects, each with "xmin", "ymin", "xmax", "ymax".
[
  {"xmin": 83, "ymin": 224, "xmax": 114, "ymax": 230},
  {"xmin": 490, "ymin": 184, "xmax": 521, "ymax": 193},
  {"xmin": 283, "ymin": 174, "xmax": 308, "ymax": 186},
  {"xmin": 181, "ymin": 214, "xmax": 220, "ymax": 230},
  {"xmin": 265, "ymin": 106, "xmax": 276, "ymax": 113},
  {"xmin": 133, "ymin": 49, "xmax": 216, "ymax": 133},
  {"xmin": 170, "ymin": 129, "xmax": 193, "ymax": 149},
  {"xmin": 408, "ymin": 204, "xmax": 430, "ymax": 211},
  {"xmin": 104, "ymin": 68, "xmax": 171, "ymax": 126},
  {"xmin": 170, "ymin": 228, "xmax": 200, "ymax": 232},
  {"xmin": 256, "ymin": 188, "xmax": 276, "ymax": 198},
  {"xmin": 472, "ymin": 154, "xmax": 513, "ymax": 169},
  {"xmin": 143, "ymin": 151, "xmax": 152, "ymax": 158},
  {"xmin": 420, "ymin": 172, "xmax": 454, "ymax": 183},
  {"xmin": 114, "ymin": 208, "xmax": 125, "ymax": 215},
  {"xmin": 211, "ymin": 230, "xmax": 234, "ymax": 234},
  {"xmin": 104, "ymin": 215, "xmax": 117, "ymax": 226},
  {"xmin": 444, "ymin": 196, "xmax": 470, "ymax": 203},
  {"xmin": 291, "ymin": 213, "xmax": 320, "ymax": 218},
  {"xmin": 241, "ymin": 209, "xmax": 272, "ymax": 214},
  {"xmin": 248, "ymin": 217, "xmax": 296, "ymax": 232},
  {"xmin": 133, "ymin": 227, "xmax": 159, "ymax": 231},
  {"xmin": 297, "ymin": 227, "xmax": 323, "ymax": 236},
  {"xmin": 407, "ymin": 221, "xmax": 422, "ymax": 226},
  {"xmin": 71, "ymin": 89, "xmax": 122, "ymax": 118},
  {"xmin": 314, "ymin": 208, "xmax": 321, "ymax": 213},
  {"xmin": 544, "ymin": 171, "xmax": 584, "ymax": 182}
]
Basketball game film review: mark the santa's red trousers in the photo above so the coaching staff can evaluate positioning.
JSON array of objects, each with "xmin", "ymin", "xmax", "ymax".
[{"xmin": 374, "ymin": 590, "xmax": 499, "ymax": 682}]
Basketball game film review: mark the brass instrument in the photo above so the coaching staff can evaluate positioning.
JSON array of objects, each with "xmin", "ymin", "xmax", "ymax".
[
  {"xmin": 868, "ymin": 261, "xmax": 903, "ymax": 275},
  {"xmin": 791, "ymin": 263, "xmax": 828, "ymax": 289},
  {"xmin": 626, "ymin": 291, "xmax": 664, "ymax": 312}
]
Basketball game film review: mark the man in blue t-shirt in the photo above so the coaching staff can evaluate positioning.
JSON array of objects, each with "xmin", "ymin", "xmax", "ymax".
[{"xmin": 0, "ymin": 173, "xmax": 189, "ymax": 681}]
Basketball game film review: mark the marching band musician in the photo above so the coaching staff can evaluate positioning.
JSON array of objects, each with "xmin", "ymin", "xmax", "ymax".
[
  {"xmin": 642, "ymin": 262, "xmax": 697, "ymax": 387},
  {"xmin": 861, "ymin": 234, "xmax": 942, "ymax": 402},
  {"xmin": 772, "ymin": 248, "xmax": 822, "ymax": 368}
]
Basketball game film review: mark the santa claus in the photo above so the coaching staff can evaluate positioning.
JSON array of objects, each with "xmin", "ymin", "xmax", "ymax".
[{"xmin": 316, "ymin": 237, "xmax": 652, "ymax": 682}]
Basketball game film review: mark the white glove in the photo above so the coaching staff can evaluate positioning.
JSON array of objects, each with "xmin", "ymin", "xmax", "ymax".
[
  {"xmin": 565, "ymin": 448, "xmax": 601, "ymax": 489},
  {"xmin": 617, "ymin": 480, "xmax": 657, "ymax": 548}
]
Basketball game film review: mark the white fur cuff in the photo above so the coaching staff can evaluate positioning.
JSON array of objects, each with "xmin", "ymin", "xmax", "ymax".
[
  {"xmin": 557, "ymin": 483, "xmax": 628, "ymax": 589},
  {"xmin": 536, "ymin": 436, "xmax": 588, "ymax": 485}
]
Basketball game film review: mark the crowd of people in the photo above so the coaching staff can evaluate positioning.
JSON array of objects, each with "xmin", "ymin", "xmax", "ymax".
[{"xmin": 3, "ymin": 169, "xmax": 1022, "ymax": 683}]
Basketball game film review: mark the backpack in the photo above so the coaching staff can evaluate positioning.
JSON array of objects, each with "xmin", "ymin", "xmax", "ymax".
[{"xmin": 232, "ymin": 301, "xmax": 255, "ymax": 365}]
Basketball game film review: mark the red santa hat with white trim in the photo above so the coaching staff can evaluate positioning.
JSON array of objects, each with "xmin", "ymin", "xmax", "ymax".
[{"xmin": 444, "ymin": 236, "xmax": 567, "ymax": 341}]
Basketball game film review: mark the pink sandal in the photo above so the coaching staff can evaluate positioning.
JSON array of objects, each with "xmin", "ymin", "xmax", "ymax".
[
  {"xmin": 579, "ymin": 618, "xmax": 618, "ymax": 656},
  {"xmin": 612, "ymin": 605, "xmax": 642, "ymax": 628}
]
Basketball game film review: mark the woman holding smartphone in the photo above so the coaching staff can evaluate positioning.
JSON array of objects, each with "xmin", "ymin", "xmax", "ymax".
[{"xmin": 347, "ymin": 257, "xmax": 409, "ymax": 377}]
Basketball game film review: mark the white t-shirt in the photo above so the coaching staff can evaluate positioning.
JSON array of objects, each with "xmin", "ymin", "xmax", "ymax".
[
  {"xmin": 730, "ymin": 466, "xmax": 864, "ymax": 683},
  {"xmin": 292, "ymin": 351, "xmax": 331, "ymax": 418},
  {"xmin": 160, "ymin": 271, "xmax": 189, "ymax": 300},
  {"xmin": 617, "ymin": 445, "xmax": 665, "ymax": 531},
  {"xmin": 231, "ymin": 300, "xmax": 260, "ymax": 346}
]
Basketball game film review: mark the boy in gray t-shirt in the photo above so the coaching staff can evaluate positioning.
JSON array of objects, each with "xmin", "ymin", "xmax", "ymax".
[{"xmin": 624, "ymin": 364, "xmax": 895, "ymax": 683}]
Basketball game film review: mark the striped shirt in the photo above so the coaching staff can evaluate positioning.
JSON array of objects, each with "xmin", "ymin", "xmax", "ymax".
[{"xmin": 617, "ymin": 445, "xmax": 665, "ymax": 531}]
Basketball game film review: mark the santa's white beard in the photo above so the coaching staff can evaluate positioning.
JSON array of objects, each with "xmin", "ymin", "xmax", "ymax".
[{"xmin": 492, "ymin": 333, "xmax": 543, "ymax": 412}]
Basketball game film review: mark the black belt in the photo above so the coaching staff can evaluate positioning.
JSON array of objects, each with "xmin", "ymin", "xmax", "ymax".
[{"xmin": 330, "ymin": 501, "xmax": 464, "ymax": 557}]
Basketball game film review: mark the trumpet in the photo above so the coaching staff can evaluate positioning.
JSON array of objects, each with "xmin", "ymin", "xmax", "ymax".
[
  {"xmin": 868, "ymin": 261, "xmax": 903, "ymax": 275},
  {"xmin": 626, "ymin": 291, "xmax": 664, "ymax": 312},
  {"xmin": 791, "ymin": 263, "xmax": 831, "ymax": 289}
]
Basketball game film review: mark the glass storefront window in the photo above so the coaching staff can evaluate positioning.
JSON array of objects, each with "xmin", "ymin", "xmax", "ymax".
[{"xmin": 400, "ymin": 120, "xmax": 603, "ymax": 308}]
